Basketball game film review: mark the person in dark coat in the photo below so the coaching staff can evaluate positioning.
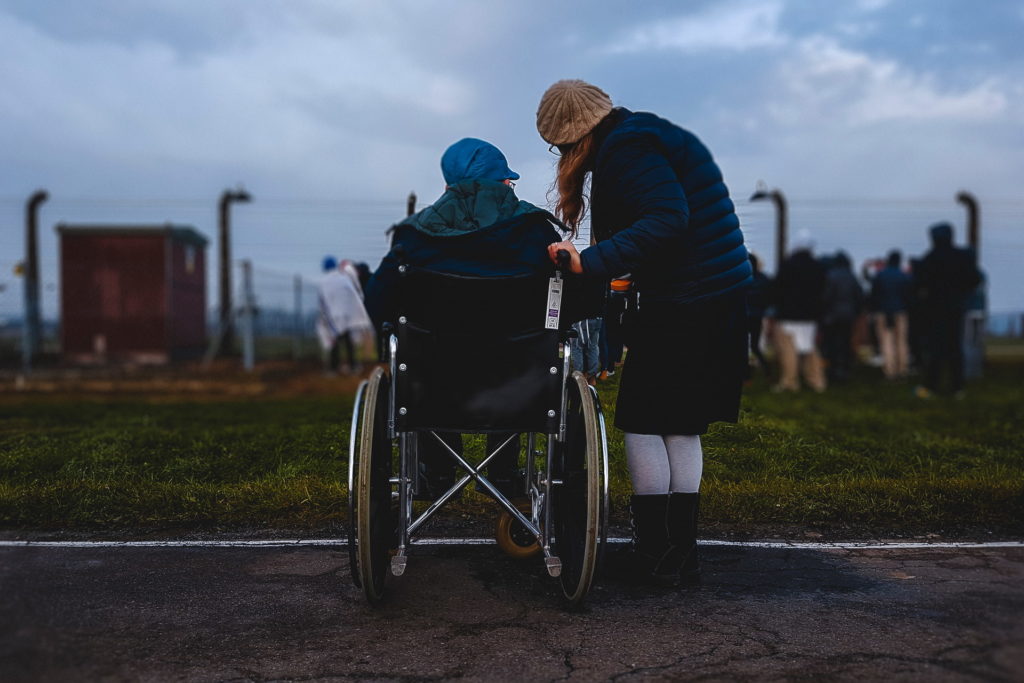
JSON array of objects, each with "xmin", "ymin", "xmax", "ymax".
[
  {"xmin": 537, "ymin": 79, "xmax": 752, "ymax": 587},
  {"xmin": 820, "ymin": 251, "xmax": 864, "ymax": 383},
  {"xmin": 746, "ymin": 253, "xmax": 772, "ymax": 378},
  {"xmin": 912, "ymin": 222, "xmax": 982, "ymax": 397},
  {"xmin": 365, "ymin": 138, "xmax": 597, "ymax": 499},
  {"xmin": 771, "ymin": 237, "xmax": 828, "ymax": 392},
  {"xmin": 868, "ymin": 250, "xmax": 912, "ymax": 379}
]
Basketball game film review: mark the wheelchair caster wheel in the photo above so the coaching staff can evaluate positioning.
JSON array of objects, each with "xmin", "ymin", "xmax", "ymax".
[{"xmin": 495, "ymin": 502, "xmax": 541, "ymax": 559}]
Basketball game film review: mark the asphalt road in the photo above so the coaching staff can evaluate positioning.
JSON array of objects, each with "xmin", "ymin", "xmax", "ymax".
[{"xmin": 2, "ymin": 542, "xmax": 1022, "ymax": 681}]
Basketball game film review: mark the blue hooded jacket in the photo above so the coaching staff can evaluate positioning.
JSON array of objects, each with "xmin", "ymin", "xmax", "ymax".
[
  {"xmin": 582, "ymin": 109, "xmax": 752, "ymax": 306},
  {"xmin": 870, "ymin": 265, "xmax": 912, "ymax": 315}
]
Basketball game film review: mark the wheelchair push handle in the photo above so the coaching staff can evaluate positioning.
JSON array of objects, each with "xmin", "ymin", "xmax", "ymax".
[{"xmin": 555, "ymin": 249, "xmax": 571, "ymax": 271}]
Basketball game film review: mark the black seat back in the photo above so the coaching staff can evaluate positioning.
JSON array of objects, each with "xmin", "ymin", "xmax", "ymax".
[{"xmin": 393, "ymin": 267, "xmax": 564, "ymax": 433}]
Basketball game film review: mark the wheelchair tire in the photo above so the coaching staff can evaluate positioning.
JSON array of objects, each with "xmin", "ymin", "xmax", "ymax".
[
  {"xmin": 589, "ymin": 383, "xmax": 611, "ymax": 570},
  {"xmin": 355, "ymin": 367, "xmax": 396, "ymax": 604},
  {"xmin": 494, "ymin": 501, "xmax": 541, "ymax": 559},
  {"xmin": 347, "ymin": 378, "xmax": 369, "ymax": 589},
  {"xmin": 552, "ymin": 371, "xmax": 604, "ymax": 605}
]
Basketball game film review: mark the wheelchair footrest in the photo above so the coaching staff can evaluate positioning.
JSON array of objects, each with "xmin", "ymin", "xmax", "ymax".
[
  {"xmin": 545, "ymin": 556, "xmax": 562, "ymax": 578},
  {"xmin": 391, "ymin": 554, "xmax": 408, "ymax": 577}
]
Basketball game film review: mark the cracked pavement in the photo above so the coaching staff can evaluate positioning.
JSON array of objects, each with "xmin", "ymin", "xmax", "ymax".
[{"xmin": 1, "ymin": 543, "xmax": 1022, "ymax": 681}]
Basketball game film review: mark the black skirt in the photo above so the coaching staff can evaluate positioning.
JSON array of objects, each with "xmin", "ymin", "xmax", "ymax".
[{"xmin": 614, "ymin": 295, "xmax": 747, "ymax": 435}]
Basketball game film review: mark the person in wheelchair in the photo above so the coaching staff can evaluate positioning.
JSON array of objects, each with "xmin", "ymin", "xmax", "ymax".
[{"xmin": 364, "ymin": 137, "xmax": 599, "ymax": 501}]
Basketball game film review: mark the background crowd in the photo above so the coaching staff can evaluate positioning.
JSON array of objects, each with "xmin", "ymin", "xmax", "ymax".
[
  {"xmin": 749, "ymin": 222, "xmax": 984, "ymax": 398},
  {"xmin": 317, "ymin": 217, "xmax": 986, "ymax": 399}
]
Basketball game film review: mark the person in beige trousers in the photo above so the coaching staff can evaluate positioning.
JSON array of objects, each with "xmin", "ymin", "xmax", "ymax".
[
  {"xmin": 772, "ymin": 320, "xmax": 827, "ymax": 391},
  {"xmin": 868, "ymin": 250, "xmax": 912, "ymax": 379}
]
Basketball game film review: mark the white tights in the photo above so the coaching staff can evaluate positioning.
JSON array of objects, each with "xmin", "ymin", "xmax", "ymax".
[{"xmin": 624, "ymin": 433, "xmax": 703, "ymax": 495}]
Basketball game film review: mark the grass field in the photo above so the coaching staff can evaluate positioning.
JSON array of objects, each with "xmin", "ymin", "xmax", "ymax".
[{"xmin": 1, "ymin": 355, "xmax": 1022, "ymax": 538}]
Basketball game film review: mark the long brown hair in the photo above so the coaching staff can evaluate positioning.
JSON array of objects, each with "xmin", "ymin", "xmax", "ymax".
[{"xmin": 551, "ymin": 131, "xmax": 598, "ymax": 236}]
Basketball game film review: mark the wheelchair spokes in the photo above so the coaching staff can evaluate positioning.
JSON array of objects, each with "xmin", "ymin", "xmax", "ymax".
[
  {"xmin": 354, "ymin": 367, "xmax": 397, "ymax": 604},
  {"xmin": 347, "ymin": 378, "xmax": 368, "ymax": 589},
  {"xmin": 551, "ymin": 371, "xmax": 603, "ymax": 604}
]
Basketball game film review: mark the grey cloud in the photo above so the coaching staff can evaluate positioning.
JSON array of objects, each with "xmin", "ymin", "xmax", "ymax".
[
  {"xmin": 604, "ymin": 0, "xmax": 787, "ymax": 54},
  {"xmin": 2, "ymin": 1, "xmax": 1023, "ymax": 314}
]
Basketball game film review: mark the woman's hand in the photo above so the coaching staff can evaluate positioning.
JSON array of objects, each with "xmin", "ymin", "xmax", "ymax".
[{"xmin": 547, "ymin": 241, "xmax": 584, "ymax": 274}]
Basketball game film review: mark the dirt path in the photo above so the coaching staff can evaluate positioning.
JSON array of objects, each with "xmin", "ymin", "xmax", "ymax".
[{"xmin": 2, "ymin": 542, "xmax": 1022, "ymax": 681}]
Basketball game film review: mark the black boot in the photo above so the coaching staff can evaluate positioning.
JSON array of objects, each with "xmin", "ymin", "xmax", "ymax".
[
  {"xmin": 656, "ymin": 492, "xmax": 701, "ymax": 585},
  {"xmin": 604, "ymin": 494, "xmax": 671, "ymax": 585}
]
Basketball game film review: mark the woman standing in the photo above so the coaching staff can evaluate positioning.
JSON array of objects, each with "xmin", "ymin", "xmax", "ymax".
[{"xmin": 538, "ymin": 80, "xmax": 752, "ymax": 585}]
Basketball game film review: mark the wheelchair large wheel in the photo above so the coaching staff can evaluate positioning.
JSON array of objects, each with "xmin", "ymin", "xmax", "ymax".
[
  {"xmin": 355, "ymin": 367, "xmax": 397, "ymax": 604},
  {"xmin": 347, "ymin": 378, "xmax": 369, "ymax": 589},
  {"xmin": 551, "ymin": 371, "xmax": 605, "ymax": 605}
]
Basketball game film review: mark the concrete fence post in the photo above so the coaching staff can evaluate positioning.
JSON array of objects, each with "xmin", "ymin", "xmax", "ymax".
[
  {"xmin": 293, "ymin": 274, "xmax": 302, "ymax": 361},
  {"xmin": 23, "ymin": 190, "xmax": 48, "ymax": 372},
  {"xmin": 240, "ymin": 260, "xmax": 256, "ymax": 372}
]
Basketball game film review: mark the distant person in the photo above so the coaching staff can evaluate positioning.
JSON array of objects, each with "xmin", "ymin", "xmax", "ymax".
[
  {"xmin": 963, "ymin": 265, "xmax": 987, "ymax": 380},
  {"xmin": 906, "ymin": 256, "xmax": 927, "ymax": 371},
  {"xmin": 771, "ymin": 233, "xmax": 827, "ymax": 392},
  {"xmin": 912, "ymin": 223, "xmax": 982, "ymax": 397},
  {"xmin": 317, "ymin": 256, "xmax": 372, "ymax": 375},
  {"xmin": 537, "ymin": 79, "xmax": 752, "ymax": 587},
  {"xmin": 868, "ymin": 250, "xmax": 912, "ymax": 379},
  {"xmin": 339, "ymin": 259, "xmax": 364, "ymax": 296},
  {"xmin": 338, "ymin": 258, "xmax": 376, "ymax": 362},
  {"xmin": 353, "ymin": 261, "xmax": 379, "ymax": 361},
  {"xmin": 353, "ymin": 261, "xmax": 373, "ymax": 292},
  {"xmin": 860, "ymin": 257, "xmax": 885, "ymax": 366},
  {"xmin": 570, "ymin": 317, "xmax": 602, "ymax": 384},
  {"xmin": 597, "ymin": 315, "xmax": 612, "ymax": 379},
  {"xmin": 600, "ymin": 275, "xmax": 635, "ymax": 379},
  {"xmin": 746, "ymin": 253, "xmax": 772, "ymax": 378},
  {"xmin": 820, "ymin": 251, "xmax": 864, "ymax": 383}
]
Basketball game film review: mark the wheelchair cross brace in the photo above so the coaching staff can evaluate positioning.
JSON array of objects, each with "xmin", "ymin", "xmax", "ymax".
[{"xmin": 389, "ymin": 430, "xmax": 563, "ymax": 578}]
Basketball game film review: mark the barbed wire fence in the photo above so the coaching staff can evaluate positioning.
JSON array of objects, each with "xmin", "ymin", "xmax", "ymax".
[
  {"xmin": 1, "ymin": 193, "xmax": 1023, "ymax": 371},
  {"xmin": 247, "ymin": 261, "xmax": 321, "ymax": 362},
  {"xmin": 204, "ymin": 261, "xmax": 323, "ymax": 369}
]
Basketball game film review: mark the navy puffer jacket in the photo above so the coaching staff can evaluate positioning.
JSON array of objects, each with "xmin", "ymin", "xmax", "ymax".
[{"xmin": 582, "ymin": 109, "xmax": 752, "ymax": 306}]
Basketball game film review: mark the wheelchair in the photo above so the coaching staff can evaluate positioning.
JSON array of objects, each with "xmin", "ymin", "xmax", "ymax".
[{"xmin": 347, "ymin": 261, "xmax": 609, "ymax": 606}]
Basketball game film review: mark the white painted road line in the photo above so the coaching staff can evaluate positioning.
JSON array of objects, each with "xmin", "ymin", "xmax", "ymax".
[{"xmin": 0, "ymin": 539, "xmax": 1021, "ymax": 550}]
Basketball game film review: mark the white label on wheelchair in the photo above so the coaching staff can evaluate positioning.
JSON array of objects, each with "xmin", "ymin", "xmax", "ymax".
[{"xmin": 545, "ymin": 277, "xmax": 563, "ymax": 330}]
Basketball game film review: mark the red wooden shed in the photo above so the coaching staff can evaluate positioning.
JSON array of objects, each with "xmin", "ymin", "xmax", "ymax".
[{"xmin": 58, "ymin": 224, "xmax": 209, "ymax": 363}]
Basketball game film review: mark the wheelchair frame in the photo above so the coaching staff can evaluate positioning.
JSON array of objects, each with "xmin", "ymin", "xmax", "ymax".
[{"xmin": 348, "ymin": 319, "xmax": 609, "ymax": 606}]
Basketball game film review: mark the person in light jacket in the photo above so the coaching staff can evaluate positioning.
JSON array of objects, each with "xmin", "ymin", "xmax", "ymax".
[{"xmin": 317, "ymin": 256, "xmax": 372, "ymax": 374}]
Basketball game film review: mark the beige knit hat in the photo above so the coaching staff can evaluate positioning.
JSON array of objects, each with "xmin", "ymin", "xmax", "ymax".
[{"xmin": 536, "ymin": 79, "xmax": 613, "ymax": 146}]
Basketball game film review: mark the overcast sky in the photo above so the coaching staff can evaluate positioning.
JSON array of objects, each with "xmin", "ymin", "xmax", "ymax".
[{"xmin": 2, "ymin": 0, "xmax": 1022, "ymax": 315}]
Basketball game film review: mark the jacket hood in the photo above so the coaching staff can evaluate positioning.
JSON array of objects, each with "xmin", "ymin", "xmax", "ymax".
[
  {"xmin": 399, "ymin": 179, "xmax": 551, "ymax": 237},
  {"xmin": 440, "ymin": 138, "xmax": 519, "ymax": 185}
]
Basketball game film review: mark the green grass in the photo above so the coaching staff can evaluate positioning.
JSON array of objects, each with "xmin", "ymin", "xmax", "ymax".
[
  {"xmin": 0, "ymin": 397, "xmax": 351, "ymax": 530},
  {"xmin": 1, "ymin": 358, "xmax": 1022, "ymax": 537}
]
